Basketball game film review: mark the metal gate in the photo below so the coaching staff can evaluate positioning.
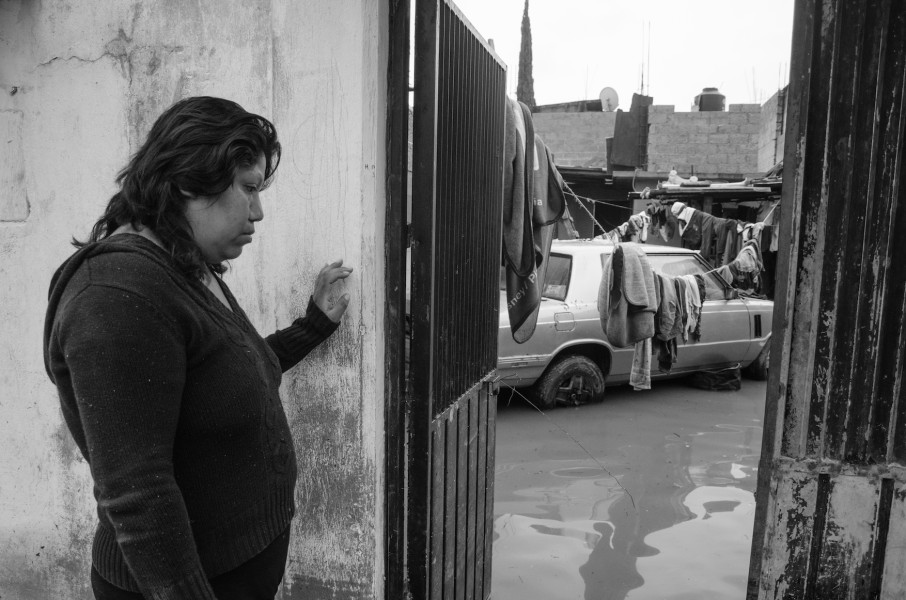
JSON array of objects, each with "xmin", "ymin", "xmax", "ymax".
[
  {"xmin": 404, "ymin": 1, "xmax": 507, "ymax": 598},
  {"xmin": 748, "ymin": 1, "xmax": 906, "ymax": 598}
]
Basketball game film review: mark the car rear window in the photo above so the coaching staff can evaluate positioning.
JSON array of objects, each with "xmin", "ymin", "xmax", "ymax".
[
  {"xmin": 542, "ymin": 254, "xmax": 571, "ymax": 300},
  {"xmin": 646, "ymin": 254, "xmax": 726, "ymax": 301},
  {"xmin": 498, "ymin": 254, "xmax": 572, "ymax": 301}
]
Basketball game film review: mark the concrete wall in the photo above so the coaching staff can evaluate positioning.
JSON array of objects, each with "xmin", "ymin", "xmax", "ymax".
[
  {"xmin": 757, "ymin": 87, "xmax": 788, "ymax": 172},
  {"xmin": 532, "ymin": 111, "xmax": 616, "ymax": 168},
  {"xmin": 0, "ymin": 1, "xmax": 387, "ymax": 598},
  {"xmin": 534, "ymin": 96, "xmax": 785, "ymax": 178},
  {"xmin": 647, "ymin": 104, "xmax": 763, "ymax": 177}
]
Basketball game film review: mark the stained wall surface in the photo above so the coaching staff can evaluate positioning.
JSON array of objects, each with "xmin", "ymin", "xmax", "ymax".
[{"xmin": 0, "ymin": 1, "xmax": 387, "ymax": 598}]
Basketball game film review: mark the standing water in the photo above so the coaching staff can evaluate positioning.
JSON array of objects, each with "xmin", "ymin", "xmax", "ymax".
[{"xmin": 492, "ymin": 379, "xmax": 766, "ymax": 600}]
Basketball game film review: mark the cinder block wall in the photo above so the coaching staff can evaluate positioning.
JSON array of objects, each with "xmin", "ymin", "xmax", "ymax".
[
  {"xmin": 532, "ymin": 111, "xmax": 616, "ymax": 167},
  {"xmin": 647, "ymin": 104, "xmax": 763, "ymax": 177},
  {"xmin": 757, "ymin": 88, "xmax": 788, "ymax": 172}
]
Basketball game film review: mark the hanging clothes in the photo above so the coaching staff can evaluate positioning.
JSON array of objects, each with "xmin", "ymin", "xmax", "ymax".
[
  {"xmin": 505, "ymin": 131, "xmax": 568, "ymax": 343},
  {"xmin": 721, "ymin": 219, "xmax": 742, "ymax": 266},
  {"xmin": 698, "ymin": 212, "xmax": 718, "ymax": 263},
  {"xmin": 598, "ymin": 243, "xmax": 657, "ymax": 348},
  {"xmin": 625, "ymin": 213, "xmax": 649, "ymax": 242},
  {"xmin": 502, "ymin": 97, "xmax": 535, "ymax": 277},
  {"xmin": 682, "ymin": 209, "xmax": 703, "ymax": 250},
  {"xmin": 649, "ymin": 204, "xmax": 679, "ymax": 242},
  {"xmin": 653, "ymin": 273, "xmax": 682, "ymax": 373},
  {"xmin": 679, "ymin": 274, "xmax": 703, "ymax": 342},
  {"xmin": 630, "ymin": 338, "xmax": 652, "ymax": 390}
]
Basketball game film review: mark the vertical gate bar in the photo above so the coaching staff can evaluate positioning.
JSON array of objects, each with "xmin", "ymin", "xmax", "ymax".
[
  {"xmin": 437, "ymin": 1, "xmax": 449, "ymax": 411},
  {"xmin": 466, "ymin": 390, "xmax": 479, "ymax": 600},
  {"xmin": 474, "ymin": 385, "xmax": 489, "ymax": 600},
  {"xmin": 384, "ymin": 0, "xmax": 410, "ymax": 596},
  {"xmin": 448, "ymin": 10, "xmax": 462, "ymax": 403},
  {"xmin": 431, "ymin": 419, "xmax": 448, "ymax": 599},
  {"xmin": 482, "ymin": 52, "xmax": 495, "ymax": 374},
  {"xmin": 433, "ymin": 1, "xmax": 446, "ymax": 411},
  {"xmin": 474, "ymin": 29, "xmax": 485, "ymax": 383},
  {"xmin": 410, "ymin": 0, "xmax": 441, "ymax": 596},
  {"xmin": 444, "ymin": 409, "xmax": 458, "ymax": 599},
  {"xmin": 483, "ymin": 383, "xmax": 497, "ymax": 599},
  {"xmin": 461, "ymin": 19, "xmax": 473, "ymax": 387},
  {"xmin": 455, "ymin": 394, "xmax": 470, "ymax": 600}
]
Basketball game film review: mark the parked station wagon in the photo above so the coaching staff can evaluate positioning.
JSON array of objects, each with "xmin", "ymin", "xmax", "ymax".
[{"xmin": 497, "ymin": 239, "xmax": 773, "ymax": 408}]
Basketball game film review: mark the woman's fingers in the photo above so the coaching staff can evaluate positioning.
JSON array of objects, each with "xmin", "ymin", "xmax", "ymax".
[
  {"xmin": 319, "ymin": 260, "xmax": 354, "ymax": 284},
  {"xmin": 313, "ymin": 259, "xmax": 353, "ymax": 322}
]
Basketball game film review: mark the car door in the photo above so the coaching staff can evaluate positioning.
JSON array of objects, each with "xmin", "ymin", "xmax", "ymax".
[{"xmin": 646, "ymin": 253, "xmax": 752, "ymax": 372}]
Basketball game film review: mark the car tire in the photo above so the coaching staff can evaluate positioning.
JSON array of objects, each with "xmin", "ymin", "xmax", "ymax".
[
  {"xmin": 532, "ymin": 355, "xmax": 606, "ymax": 410},
  {"xmin": 744, "ymin": 343, "xmax": 770, "ymax": 381}
]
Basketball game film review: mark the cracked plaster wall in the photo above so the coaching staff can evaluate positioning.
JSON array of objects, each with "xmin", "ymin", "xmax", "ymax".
[{"xmin": 0, "ymin": 0, "xmax": 387, "ymax": 598}]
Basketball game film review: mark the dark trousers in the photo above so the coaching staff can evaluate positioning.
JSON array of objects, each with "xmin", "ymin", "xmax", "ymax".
[{"xmin": 91, "ymin": 527, "xmax": 291, "ymax": 600}]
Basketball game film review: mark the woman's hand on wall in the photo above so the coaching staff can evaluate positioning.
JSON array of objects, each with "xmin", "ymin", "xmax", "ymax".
[{"xmin": 314, "ymin": 259, "xmax": 354, "ymax": 322}]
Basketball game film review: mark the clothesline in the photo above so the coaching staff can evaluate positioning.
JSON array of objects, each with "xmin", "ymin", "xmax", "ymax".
[
  {"xmin": 570, "ymin": 192, "xmax": 635, "ymax": 211},
  {"xmin": 564, "ymin": 185, "xmax": 616, "ymax": 233}
]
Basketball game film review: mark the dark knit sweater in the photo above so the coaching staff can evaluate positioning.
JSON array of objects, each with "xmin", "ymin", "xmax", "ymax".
[{"xmin": 43, "ymin": 234, "xmax": 338, "ymax": 599}]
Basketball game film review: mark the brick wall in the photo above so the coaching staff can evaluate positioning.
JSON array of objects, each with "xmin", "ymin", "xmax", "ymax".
[
  {"xmin": 532, "ymin": 111, "xmax": 616, "ymax": 168},
  {"xmin": 647, "ymin": 104, "xmax": 763, "ymax": 177}
]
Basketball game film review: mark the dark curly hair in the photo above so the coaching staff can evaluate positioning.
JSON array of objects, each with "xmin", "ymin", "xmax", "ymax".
[{"xmin": 76, "ymin": 96, "xmax": 282, "ymax": 278}]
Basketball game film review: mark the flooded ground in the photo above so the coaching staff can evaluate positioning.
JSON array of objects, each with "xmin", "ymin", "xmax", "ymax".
[{"xmin": 492, "ymin": 378, "xmax": 766, "ymax": 600}]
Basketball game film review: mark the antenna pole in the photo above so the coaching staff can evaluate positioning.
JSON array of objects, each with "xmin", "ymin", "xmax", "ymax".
[{"xmin": 646, "ymin": 21, "xmax": 651, "ymax": 96}]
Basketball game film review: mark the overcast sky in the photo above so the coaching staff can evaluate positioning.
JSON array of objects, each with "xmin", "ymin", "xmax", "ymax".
[{"xmin": 451, "ymin": 0, "xmax": 795, "ymax": 110}]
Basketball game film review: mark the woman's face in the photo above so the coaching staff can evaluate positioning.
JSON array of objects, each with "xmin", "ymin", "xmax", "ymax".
[{"xmin": 184, "ymin": 154, "xmax": 266, "ymax": 264}]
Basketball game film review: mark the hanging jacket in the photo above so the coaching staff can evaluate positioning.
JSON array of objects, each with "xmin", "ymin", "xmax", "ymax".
[
  {"xmin": 598, "ymin": 243, "xmax": 657, "ymax": 348},
  {"xmin": 681, "ymin": 209, "xmax": 705, "ymax": 251}
]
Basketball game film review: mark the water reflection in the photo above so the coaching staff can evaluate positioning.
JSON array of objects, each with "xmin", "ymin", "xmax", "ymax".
[{"xmin": 493, "ymin": 383, "xmax": 764, "ymax": 600}]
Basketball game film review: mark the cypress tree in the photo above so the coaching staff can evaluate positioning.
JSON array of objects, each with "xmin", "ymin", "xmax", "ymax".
[{"xmin": 517, "ymin": 0, "xmax": 536, "ymax": 108}]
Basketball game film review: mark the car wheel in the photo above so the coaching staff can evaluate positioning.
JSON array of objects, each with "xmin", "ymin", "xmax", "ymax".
[
  {"xmin": 744, "ymin": 343, "xmax": 770, "ymax": 381},
  {"xmin": 533, "ymin": 355, "xmax": 606, "ymax": 410}
]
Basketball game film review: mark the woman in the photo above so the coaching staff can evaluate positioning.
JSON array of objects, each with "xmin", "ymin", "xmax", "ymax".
[{"xmin": 43, "ymin": 96, "xmax": 352, "ymax": 599}]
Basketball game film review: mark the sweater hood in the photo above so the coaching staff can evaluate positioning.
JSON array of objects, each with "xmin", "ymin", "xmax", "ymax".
[{"xmin": 43, "ymin": 235, "xmax": 179, "ymax": 379}]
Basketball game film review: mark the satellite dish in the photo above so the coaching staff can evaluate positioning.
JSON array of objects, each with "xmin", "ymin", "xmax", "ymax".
[{"xmin": 599, "ymin": 87, "xmax": 619, "ymax": 112}]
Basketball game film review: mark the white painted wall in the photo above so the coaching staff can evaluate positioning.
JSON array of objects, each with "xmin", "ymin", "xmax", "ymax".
[{"xmin": 0, "ymin": 0, "xmax": 387, "ymax": 597}]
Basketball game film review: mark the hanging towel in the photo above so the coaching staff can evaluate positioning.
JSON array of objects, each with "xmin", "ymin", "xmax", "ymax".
[
  {"xmin": 598, "ymin": 243, "xmax": 657, "ymax": 348},
  {"xmin": 502, "ymin": 97, "xmax": 536, "ymax": 278},
  {"xmin": 506, "ymin": 133, "xmax": 564, "ymax": 344}
]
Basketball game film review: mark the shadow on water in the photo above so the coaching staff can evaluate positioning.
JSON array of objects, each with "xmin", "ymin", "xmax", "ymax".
[{"xmin": 492, "ymin": 379, "xmax": 765, "ymax": 600}]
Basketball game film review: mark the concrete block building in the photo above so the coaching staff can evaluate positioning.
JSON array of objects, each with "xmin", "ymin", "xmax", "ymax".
[{"xmin": 530, "ymin": 90, "xmax": 788, "ymax": 238}]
